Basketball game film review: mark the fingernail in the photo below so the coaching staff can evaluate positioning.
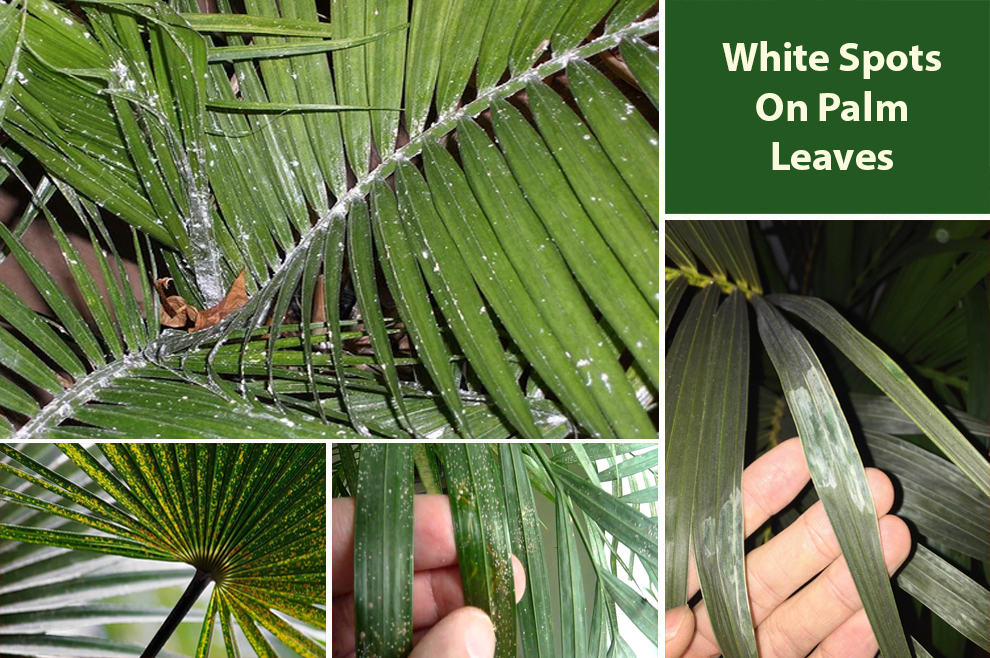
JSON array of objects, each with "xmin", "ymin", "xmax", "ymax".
[
  {"xmin": 665, "ymin": 606, "xmax": 686, "ymax": 641},
  {"xmin": 465, "ymin": 609, "xmax": 496, "ymax": 658},
  {"xmin": 511, "ymin": 555, "xmax": 527, "ymax": 603}
]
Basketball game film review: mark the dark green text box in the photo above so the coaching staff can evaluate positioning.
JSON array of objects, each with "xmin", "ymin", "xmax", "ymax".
[{"xmin": 666, "ymin": 2, "xmax": 990, "ymax": 213}]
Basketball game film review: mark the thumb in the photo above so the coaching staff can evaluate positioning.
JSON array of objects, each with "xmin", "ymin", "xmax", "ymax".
[
  {"xmin": 664, "ymin": 605, "xmax": 695, "ymax": 658},
  {"xmin": 408, "ymin": 606, "xmax": 496, "ymax": 658}
]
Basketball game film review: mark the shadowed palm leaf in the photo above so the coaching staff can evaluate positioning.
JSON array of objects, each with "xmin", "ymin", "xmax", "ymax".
[{"xmin": 666, "ymin": 219, "xmax": 989, "ymax": 658}]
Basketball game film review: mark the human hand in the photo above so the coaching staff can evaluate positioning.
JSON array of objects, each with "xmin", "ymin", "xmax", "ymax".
[
  {"xmin": 332, "ymin": 494, "xmax": 526, "ymax": 658},
  {"xmin": 670, "ymin": 438, "xmax": 912, "ymax": 658}
]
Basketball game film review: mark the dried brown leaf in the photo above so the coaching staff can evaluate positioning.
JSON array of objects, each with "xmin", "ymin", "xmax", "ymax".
[{"xmin": 155, "ymin": 270, "xmax": 248, "ymax": 332}]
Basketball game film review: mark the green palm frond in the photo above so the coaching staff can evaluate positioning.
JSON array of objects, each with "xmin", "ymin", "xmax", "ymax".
[
  {"xmin": 0, "ymin": 0, "xmax": 658, "ymax": 445},
  {"xmin": 331, "ymin": 442, "xmax": 659, "ymax": 657},
  {"xmin": 1, "ymin": 442, "xmax": 326, "ymax": 657}
]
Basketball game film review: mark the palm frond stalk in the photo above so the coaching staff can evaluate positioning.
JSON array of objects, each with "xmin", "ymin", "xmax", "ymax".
[{"xmin": 142, "ymin": 569, "xmax": 211, "ymax": 658}]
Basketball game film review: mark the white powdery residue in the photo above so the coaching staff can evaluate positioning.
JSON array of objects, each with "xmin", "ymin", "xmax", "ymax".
[
  {"xmin": 421, "ymin": 250, "xmax": 430, "ymax": 259},
  {"xmin": 792, "ymin": 371, "xmax": 870, "ymax": 514},
  {"xmin": 425, "ymin": 427, "xmax": 445, "ymax": 440},
  {"xmin": 699, "ymin": 515, "xmax": 716, "ymax": 559},
  {"xmin": 634, "ymin": 385, "xmax": 653, "ymax": 406},
  {"xmin": 110, "ymin": 60, "xmax": 137, "ymax": 92},
  {"xmin": 576, "ymin": 359, "xmax": 590, "ymax": 367},
  {"xmin": 11, "ymin": 355, "xmax": 144, "ymax": 441},
  {"xmin": 716, "ymin": 494, "xmax": 751, "ymax": 620},
  {"xmin": 600, "ymin": 373, "xmax": 611, "ymax": 392},
  {"xmin": 544, "ymin": 414, "xmax": 569, "ymax": 427},
  {"xmin": 14, "ymin": 71, "xmax": 27, "ymax": 85}
]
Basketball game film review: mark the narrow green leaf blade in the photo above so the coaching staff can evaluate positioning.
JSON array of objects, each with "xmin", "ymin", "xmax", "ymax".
[
  {"xmin": 753, "ymin": 295, "xmax": 911, "ymax": 658},
  {"xmin": 370, "ymin": 179, "xmax": 472, "ymax": 435},
  {"xmin": 693, "ymin": 290, "xmax": 756, "ymax": 658},
  {"xmin": 499, "ymin": 444, "xmax": 554, "ymax": 658},
  {"xmin": 395, "ymin": 159, "xmax": 543, "ymax": 442},
  {"xmin": 664, "ymin": 284, "xmax": 719, "ymax": 606},
  {"xmin": 440, "ymin": 443, "xmax": 517, "ymax": 658},
  {"xmin": 567, "ymin": 59, "xmax": 658, "ymax": 223},
  {"xmin": 620, "ymin": 36, "xmax": 658, "ymax": 108},
  {"xmin": 549, "ymin": 464, "xmax": 657, "ymax": 575},
  {"xmin": 665, "ymin": 275, "xmax": 688, "ymax": 331},
  {"xmin": 598, "ymin": 571, "xmax": 657, "ymax": 643},
  {"xmin": 896, "ymin": 545, "xmax": 990, "ymax": 650},
  {"xmin": 353, "ymin": 444, "xmax": 414, "ymax": 658},
  {"xmin": 557, "ymin": 494, "xmax": 587, "ymax": 658},
  {"xmin": 768, "ymin": 294, "xmax": 990, "ymax": 496},
  {"xmin": 864, "ymin": 430, "xmax": 988, "ymax": 560}
]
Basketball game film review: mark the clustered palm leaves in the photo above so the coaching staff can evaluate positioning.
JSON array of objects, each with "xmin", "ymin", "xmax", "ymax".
[
  {"xmin": 331, "ymin": 442, "xmax": 659, "ymax": 658},
  {"xmin": 665, "ymin": 220, "xmax": 990, "ymax": 658},
  {"xmin": 0, "ymin": 0, "xmax": 658, "ymax": 655},
  {"xmin": 0, "ymin": 0, "xmax": 658, "ymax": 448},
  {"xmin": 1, "ymin": 442, "xmax": 326, "ymax": 657}
]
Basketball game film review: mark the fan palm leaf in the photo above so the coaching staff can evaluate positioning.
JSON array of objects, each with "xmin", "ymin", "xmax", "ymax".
[{"xmin": 1, "ymin": 442, "xmax": 326, "ymax": 657}]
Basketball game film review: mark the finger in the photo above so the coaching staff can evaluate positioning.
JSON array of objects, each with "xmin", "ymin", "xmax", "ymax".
[
  {"xmin": 408, "ymin": 607, "xmax": 496, "ymax": 658},
  {"xmin": 332, "ymin": 495, "xmax": 457, "ymax": 595},
  {"xmin": 511, "ymin": 554, "xmax": 527, "ymax": 603},
  {"xmin": 343, "ymin": 609, "xmax": 499, "ymax": 658},
  {"xmin": 665, "ymin": 606, "xmax": 696, "ymax": 658},
  {"xmin": 332, "ymin": 498, "xmax": 356, "ymax": 596},
  {"xmin": 333, "ymin": 556, "xmax": 526, "ymax": 655},
  {"xmin": 744, "ymin": 468, "xmax": 895, "ymax": 623},
  {"xmin": 807, "ymin": 608, "xmax": 879, "ymax": 658},
  {"xmin": 333, "ymin": 564, "xmax": 464, "ymax": 656},
  {"xmin": 687, "ymin": 438, "xmax": 810, "ymax": 597},
  {"xmin": 755, "ymin": 515, "xmax": 911, "ymax": 658},
  {"xmin": 684, "ymin": 468, "xmax": 895, "ymax": 658},
  {"xmin": 331, "ymin": 591, "xmax": 357, "ymax": 658},
  {"xmin": 413, "ymin": 555, "xmax": 526, "ymax": 628}
]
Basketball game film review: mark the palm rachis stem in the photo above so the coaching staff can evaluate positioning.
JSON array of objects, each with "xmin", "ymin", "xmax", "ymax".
[{"xmin": 142, "ymin": 569, "xmax": 212, "ymax": 658}]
